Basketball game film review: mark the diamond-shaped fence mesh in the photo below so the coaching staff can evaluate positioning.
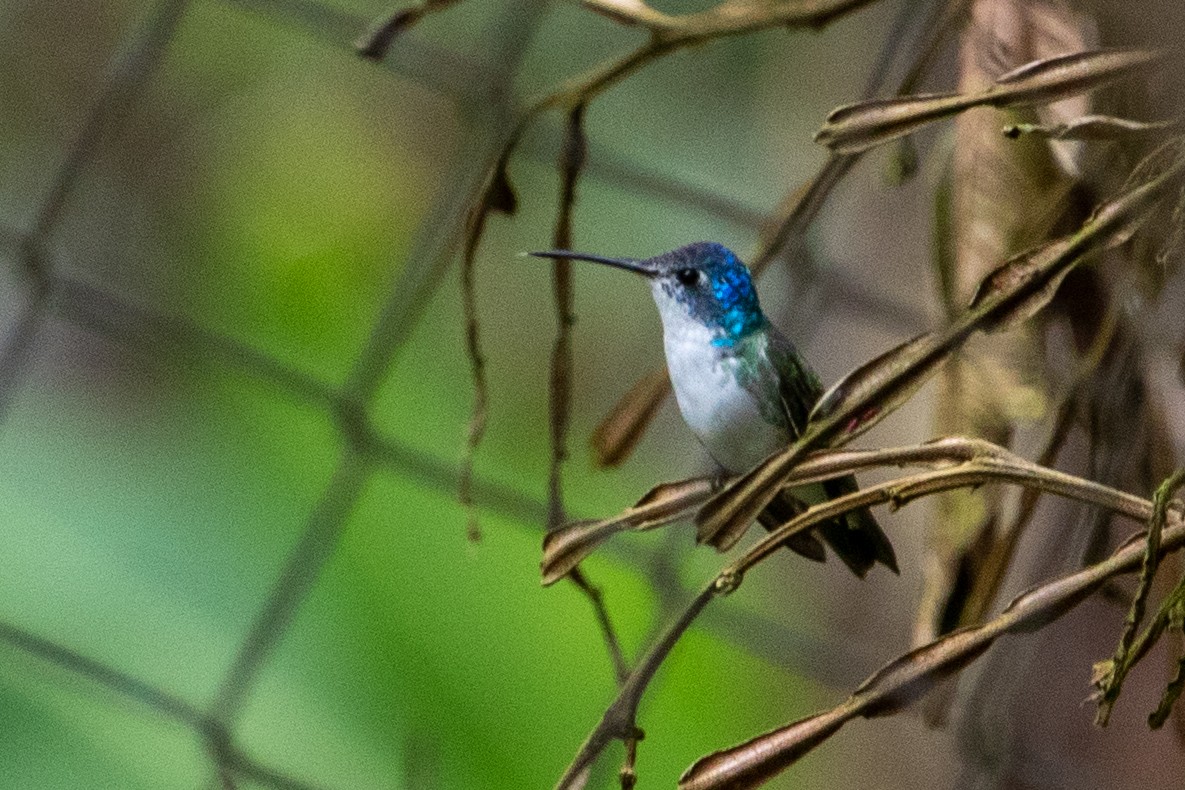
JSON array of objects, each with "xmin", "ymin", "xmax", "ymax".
[
  {"xmin": 10, "ymin": 1, "xmax": 1185, "ymax": 788},
  {"xmin": 5, "ymin": 2, "xmax": 917, "ymax": 786}
]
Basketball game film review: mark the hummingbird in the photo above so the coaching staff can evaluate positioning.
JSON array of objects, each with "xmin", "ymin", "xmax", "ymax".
[{"xmin": 529, "ymin": 241, "xmax": 897, "ymax": 577}]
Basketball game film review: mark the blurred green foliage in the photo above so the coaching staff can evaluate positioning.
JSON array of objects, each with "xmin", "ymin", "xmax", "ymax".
[{"xmin": 0, "ymin": 0, "xmax": 901, "ymax": 786}]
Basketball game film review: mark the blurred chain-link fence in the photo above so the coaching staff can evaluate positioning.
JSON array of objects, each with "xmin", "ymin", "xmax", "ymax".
[{"xmin": 6, "ymin": 1, "xmax": 1185, "ymax": 788}]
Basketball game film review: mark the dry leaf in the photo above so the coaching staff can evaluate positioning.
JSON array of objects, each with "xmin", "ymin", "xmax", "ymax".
[
  {"xmin": 680, "ymin": 511, "xmax": 1185, "ymax": 790},
  {"xmin": 814, "ymin": 47, "xmax": 1159, "ymax": 155},
  {"xmin": 920, "ymin": 0, "xmax": 1089, "ymax": 666},
  {"xmin": 541, "ymin": 476, "xmax": 716, "ymax": 584},
  {"xmin": 591, "ymin": 369, "xmax": 671, "ymax": 468},
  {"xmin": 695, "ymin": 153, "xmax": 1185, "ymax": 550}
]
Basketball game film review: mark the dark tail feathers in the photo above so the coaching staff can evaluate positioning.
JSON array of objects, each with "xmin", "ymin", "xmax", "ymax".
[{"xmin": 758, "ymin": 475, "xmax": 898, "ymax": 578}]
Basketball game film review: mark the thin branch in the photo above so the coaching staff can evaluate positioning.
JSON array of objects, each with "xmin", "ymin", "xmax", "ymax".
[
  {"xmin": 355, "ymin": 0, "xmax": 465, "ymax": 61},
  {"xmin": 553, "ymin": 436, "xmax": 1164, "ymax": 787},
  {"xmin": 568, "ymin": 568, "xmax": 631, "ymax": 685},
  {"xmin": 481, "ymin": 0, "xmax": 897, "ymax": 233},
  {"xmin": 543, "ymin": 104, "xmax": 634, "ymax": 690},
  {"xmin": 696, "ymin": 148, "xmax": 1185, "ymax": 550},
  {"xmin": 590, "ymin": 0, "xmax": 968, "ymax": 468},
  {"xmin": 221, "ymin": 0, "xmax": 489, "ymax": 101},
  {"xmin": 547, "ymin": 104, "xmax": 587, "ymax": 530},
  {"xmin": 680, "ymin": 504, "xmax": 1185, "ymax": 790},
  {"xmin": 555, "ymin": 586, "xmax": 714, "ymax": 790},
  {"xmin": 356, "ymin": 4, "xmax": 547, "ymax": 541}
]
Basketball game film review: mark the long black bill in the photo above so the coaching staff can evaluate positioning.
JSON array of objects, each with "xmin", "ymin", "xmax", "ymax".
[{"xmin": 527, "ymin": 250, "xmax": 657, "ymax": 277}]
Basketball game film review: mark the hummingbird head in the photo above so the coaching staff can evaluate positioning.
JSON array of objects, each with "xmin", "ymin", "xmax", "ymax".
[{"xmin": 528, "ymin": 242, "xmax": 767, "ymax": 347}]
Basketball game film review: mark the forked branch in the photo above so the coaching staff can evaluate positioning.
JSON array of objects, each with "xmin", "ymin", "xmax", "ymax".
[{"xmin": 553, "ymin": 436, "xmax": 1181, "ymax": 789}]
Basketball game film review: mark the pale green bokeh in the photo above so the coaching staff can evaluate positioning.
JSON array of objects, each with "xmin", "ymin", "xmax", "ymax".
[{"xmin": 0, "ymin": 0, "xmax": 861, "ymax": 787}]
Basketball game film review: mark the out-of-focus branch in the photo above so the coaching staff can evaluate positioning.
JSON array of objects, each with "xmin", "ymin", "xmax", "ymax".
[
  {"xmin": 590, "ymin": 0, "xmax": 966, "ymax": 468},
  {"xmin": 581, "ymin": 0, "xmax": 882, "ymax": 39},
  {"xmin": 355, "ymin": 0, "xmax": 465, "ymax": 60}
]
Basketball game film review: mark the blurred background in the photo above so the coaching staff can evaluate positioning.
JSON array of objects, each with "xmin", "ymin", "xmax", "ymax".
[{"xmin": 2, "ymin": 0, "xmax": 1185, "ymax": 788}]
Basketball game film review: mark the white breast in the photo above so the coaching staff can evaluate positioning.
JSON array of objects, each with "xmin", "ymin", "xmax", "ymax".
[{"xmin": 661, "ymin": 318, "xmax": 788, "ymax": 473}]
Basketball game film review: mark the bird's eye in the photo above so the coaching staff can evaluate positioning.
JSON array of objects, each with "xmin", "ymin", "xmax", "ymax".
[{"xmin": 674, "ymin": 268, "xmax": 700, "ymax": 287}]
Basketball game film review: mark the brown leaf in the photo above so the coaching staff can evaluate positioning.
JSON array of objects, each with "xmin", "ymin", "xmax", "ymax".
[
  {"xmin": 635, "ymin": 475, "xmax": 720, "ymax": 508},
  {"xmin": 678, "ymin": 707, "xmax": 852, "ymax": 790},
  {"xmin": 680, "ymin": 515, "xmax": 1185, "ymax": 789},
  {"xmin": 814, "ymin": 48, "xmax": 1161, "ymax": 155},
  {"xmin": 990, "ymin": 48, "xmax": 1159, "ymax": 102},
  {"xmin": 965, "ymin": 236, "xmax": 1078, "ymax": 332},
  {"xmin": 591, "ymin": 369, "xmax": 671, "ymax": 468},
  {"xmin": 541, "ymin": 476, "xmax": 715, "ymax": 585},
  {"xmin": 808, "ymin": 332, "xmax": 946, "ymax": 439},
  {"xmin": 695, "ymin": 154, "xmax": 1185, "ymax": 549},
  {"xmin": 815, "ymin": 92, "xmax": 968, "ymax": 155}
]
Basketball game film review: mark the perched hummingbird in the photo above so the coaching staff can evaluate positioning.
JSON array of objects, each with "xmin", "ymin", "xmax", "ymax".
[{"xmin": 530, "ymin": 241, "xmax": 897, "ymax": 577}]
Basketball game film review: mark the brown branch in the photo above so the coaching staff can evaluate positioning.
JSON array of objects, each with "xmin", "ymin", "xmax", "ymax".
[
  {"xmin": 543, "ymin": 103, "xmax": 636, "ymax": 697},
  {"xmin": 590, "ymin": 0, "xmax": 969, "ymax": 468},
  {"xmin": 355, "ymin": 0, "xmax": 465, "ymax": 61},
  {"xmin": 568, "ymin": 567, "xmax": 631, "ymax": 685},
  {"xmin": 547, "ymin": 104, "xmax": 587, "ymax": 530},
  {"xmin": 553, "ymin": 436, "xmax": 1165, "ymax": 788},
  {"xmin": 695, "ymin": 148, "xmax": 1185, "ymax": 551},
  {"xmin": 457, "ymin": 147, "xmax": 520, "ymax": 541},
  {"xmin": 680, "ymin": 505, "xmax": 1185, "ymax": 790},
  {"xmin": 458, "ymin": 193, "xmax": 491, "ymax": 542}
]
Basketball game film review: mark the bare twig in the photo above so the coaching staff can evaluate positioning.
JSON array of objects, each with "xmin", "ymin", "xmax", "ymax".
[
  {"xmin": 553, "ymin": 436, "xmax": 1165, "ymax": 788},
  {"xmin": 547, "ymin": 104, "xmax": 587, "ymax": 530},
  {"xmin": 590, "ymin": 0, "xmax": 964, "ymax": 467},
  {"xmin": 355, "ymin": 0, "xmax": 465, "ymax": 60},
  {"xmin": 695, "ymin": 148, "xmax": 1185, "ymax": 551},
  {"xmin": 680, "ymin": 500, "xmax": 1185, "ymax": 790},
  {"xmin": 568, "ymin": 567, "xmax": 630, "ymax": 685}
]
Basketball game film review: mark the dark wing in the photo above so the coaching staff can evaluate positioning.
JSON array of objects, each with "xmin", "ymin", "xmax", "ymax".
[
  {"xmin": 764, "ymin": 327, "xmax": 899, "ymax": 577},
  {"xmin": 764, "ymin": 327, "xmax": 824, "ymax": 439}
]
